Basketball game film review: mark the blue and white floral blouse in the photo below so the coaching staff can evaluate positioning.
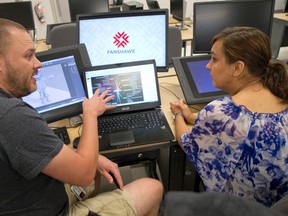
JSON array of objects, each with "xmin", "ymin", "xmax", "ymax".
[{"xmin": 181, "ymin": 96, "xmax": 288, "ymax": 207}]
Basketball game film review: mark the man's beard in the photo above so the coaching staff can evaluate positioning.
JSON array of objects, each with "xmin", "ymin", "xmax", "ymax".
[{"xmin": 4, "ymin": 58, "xmax": 36, "ymax": 98}]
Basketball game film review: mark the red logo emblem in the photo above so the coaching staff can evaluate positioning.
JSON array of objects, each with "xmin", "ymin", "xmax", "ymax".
[{"xmin": 113, "ymin": 31, "xmax": 129, "ymax": 48}]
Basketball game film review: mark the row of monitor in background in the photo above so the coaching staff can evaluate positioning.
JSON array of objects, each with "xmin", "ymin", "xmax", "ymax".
[
  {"xmin": 0, "ymin": 0, "xmax": 279, "ymax": 56},
  {"xmin": 76, "ymin": 0, "xmax": 276, "ymax": 64}
]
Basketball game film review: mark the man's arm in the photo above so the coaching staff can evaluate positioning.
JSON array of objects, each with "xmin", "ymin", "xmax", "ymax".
[{"xmin": 42, "ymin": 89, "xmax": 116, "ymax": 187}]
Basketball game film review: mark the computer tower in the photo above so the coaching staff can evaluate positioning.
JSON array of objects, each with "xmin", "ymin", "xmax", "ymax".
[{"xmin": 169, "ymin": 145, "xmax": 201, "ymax": 191}]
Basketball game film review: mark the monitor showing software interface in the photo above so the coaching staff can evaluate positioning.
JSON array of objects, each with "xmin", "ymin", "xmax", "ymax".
[
  {"xmin": 78, "ymin": 9, "xmax": 168, "ymax": 72},
  {"xmin": 84, "ymin": 63, "xmax": 158, "ymax": 107},
  {"xmin": 22, "ymin": 55, "xmax": 86, "ymax": 122}
]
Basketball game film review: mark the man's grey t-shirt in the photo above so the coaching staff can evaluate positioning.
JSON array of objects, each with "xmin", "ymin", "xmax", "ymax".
[{"xmin": 0, "ymin": 89, "xmax": 68, "ymax": 216}]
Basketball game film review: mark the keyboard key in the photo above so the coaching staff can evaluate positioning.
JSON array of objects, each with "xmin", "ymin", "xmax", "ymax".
[{"xmin": 98, "ymin": 110, "xmax": 165, "ymax": 133}]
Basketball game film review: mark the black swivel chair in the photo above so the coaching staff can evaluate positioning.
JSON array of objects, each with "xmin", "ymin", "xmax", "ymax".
[
  {"xmin": 49, "ymin": 23, "xmax": 77, "ymax": 49},
  {"xmin": 168, "ymin": 26, "xmax": 182, "ymax": 67}
]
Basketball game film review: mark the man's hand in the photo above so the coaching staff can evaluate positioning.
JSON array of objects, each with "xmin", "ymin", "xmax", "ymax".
[{"xmin": 97, "ymin": 155, "xmax": 123, "ymax": 190}]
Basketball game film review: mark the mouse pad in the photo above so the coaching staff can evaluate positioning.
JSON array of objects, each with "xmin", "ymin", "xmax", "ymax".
[{"xmin": 109, "ymin": 131, "xmax": 135, "ymax": 146}]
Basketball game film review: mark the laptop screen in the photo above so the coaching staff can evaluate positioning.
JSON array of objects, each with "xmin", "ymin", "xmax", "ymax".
[
  {"xmin": 84, "ymin": 60, "xmax": 161, "ymax": 115},
  {"xmin": 22, "ymin": 45, "xmax": 90, "ymax": 123},
  {"xmin": 172, "ymin": 55, "xmax": 228, "ymax": 104}
]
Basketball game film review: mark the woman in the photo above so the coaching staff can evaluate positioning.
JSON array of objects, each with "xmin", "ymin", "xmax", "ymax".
[{"xmin": 170, "ymin": 26, "xmax": 288, "ymax": 207}]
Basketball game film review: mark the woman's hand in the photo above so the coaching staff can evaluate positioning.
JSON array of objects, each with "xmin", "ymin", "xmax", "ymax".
[{"xmin": 170, "ymin": 99, "xmax": 196, "ymax": 124}]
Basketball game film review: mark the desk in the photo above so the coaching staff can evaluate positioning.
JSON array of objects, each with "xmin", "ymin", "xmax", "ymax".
[
  {"xmin": 35, "ymin": 39, "xmax": 51, "ymax": 52},
  {"xmin": 271, "ymin": 13, "xmax": 288, "ymax": 58},
  {"xmin": 48, "ymin": 69, "xmax": 184, "ymax": 191},
  {"xmin": 35, "ymin": 40, "xmax": 198, "ymax": 191}
]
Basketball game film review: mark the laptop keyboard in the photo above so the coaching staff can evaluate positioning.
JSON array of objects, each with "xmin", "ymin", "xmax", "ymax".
[{"xmin": 98, "ymin": 110, "xmax": 165, "ymax": 133}]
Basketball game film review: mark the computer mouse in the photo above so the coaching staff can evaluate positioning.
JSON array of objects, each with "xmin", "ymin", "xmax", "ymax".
[{"xmin": 73, "ymin": 136, "xmax": 80, "ymax": 149}]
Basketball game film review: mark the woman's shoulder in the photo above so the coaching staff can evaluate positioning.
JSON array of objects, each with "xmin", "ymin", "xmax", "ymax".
[{"xmin": 202, "ymin": 96, "xmax": 241, "ymax": 114}]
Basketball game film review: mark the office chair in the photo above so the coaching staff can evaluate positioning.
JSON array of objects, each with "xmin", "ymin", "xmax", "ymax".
[
  {"xmin": 168, "ymin": 26, "xmax": 182, "ymax": 67},
  {"xmin": 146, "ymin": 0, "xmax": 160, "ymax": 9},
  {"xmin": 49, "ymin": 23, "xmax": 77, "ymax": 49},
  {"xmin": 160, "ymin": 191, "xmax": 288, "ymax": 216}
]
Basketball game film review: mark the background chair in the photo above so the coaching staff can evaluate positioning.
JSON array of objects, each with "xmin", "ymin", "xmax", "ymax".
[
  {"xmin": 168, "ymin": 26, "xmax": 182, "ymax": 67},
  {"xmin": 146, "ymin": 0, "xmax": 160, "ymax": 9},
  {"xmin": 49, "ymin": 23, "xmax": 77, "ymax": 49}
]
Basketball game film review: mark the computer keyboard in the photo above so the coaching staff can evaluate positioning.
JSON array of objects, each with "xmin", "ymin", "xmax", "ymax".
[
  {"xmin": 53, "ymin": 127, "xmax": 70, "ymax": 144},
  {"xmin": 98, "ymin": 110, "xmax": 165, "ymax": 133}
]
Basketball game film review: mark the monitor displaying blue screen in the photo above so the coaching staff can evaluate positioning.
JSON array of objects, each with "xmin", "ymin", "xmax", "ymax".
[
  {"xmin": 77, "ymin": 9, "xmax": 168, "ymax": 72},
  {"xmin": 172, "ymin": 55, "xmax": 228, "ymax": 104},
  {"xmin": 187, "ymin": 61, "xmax": 220, "ymax": 94}
]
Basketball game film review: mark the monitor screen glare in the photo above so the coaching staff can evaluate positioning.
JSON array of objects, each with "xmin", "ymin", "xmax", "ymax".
[
  {"xmin": 0, "ymin": 1, "xmax": 35, "ymax": 30},
  {"xmin": 78, "ymin": 9, "xmax": 168, "ymax": 72},
  {"xmin": 68, "ymin": 0, "xmax": 109, "ymax": 22},
  {"xmin": 193, "ymin": 0, "xmax": 275, "ymax": 54}
]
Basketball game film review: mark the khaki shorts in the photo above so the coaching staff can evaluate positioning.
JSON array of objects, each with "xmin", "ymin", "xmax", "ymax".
[{"xmin": 65, "ymin": 182, "xmax": 137, "ymax": 216}]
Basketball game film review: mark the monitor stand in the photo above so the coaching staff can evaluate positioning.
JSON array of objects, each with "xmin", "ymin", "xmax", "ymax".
[{"xmin": 175, "ymin": 20, "xmax": 188, "ymax": 30}]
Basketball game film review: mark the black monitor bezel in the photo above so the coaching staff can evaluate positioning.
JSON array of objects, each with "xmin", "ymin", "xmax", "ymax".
[
  {"xmin": 68, "ymin": 0, "xmax": 110, "ymax": 22},
  {"xmin": 76, "ymin": 9, "xmax": 169, "ymax": 72},
  {"xmin": 31, "ymin": 44, "xmax": 91, "ymax": 123},
  {"xmin": 284, "ymin": 0, "xmax": 288, "ymax": 12},
  {"xmin": 0, "ymin": 1, "xmax": 35, "ymax": 30},
  {"xmin": 192, "ymin": 0, "xmax": 275, "ymax": 54},
  {"xmin": 170, "ymin": 0, "xmax": 185, "ymax": 22},
  {"xmin": 172, "ymin": 55, "xmax": 228, "ymax": 104}
]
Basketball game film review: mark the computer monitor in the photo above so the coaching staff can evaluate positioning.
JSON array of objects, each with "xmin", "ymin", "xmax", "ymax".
[
  {"xmin": 77, "ymin": 9, "xmax": 169, "ymax": 72},
  {"xmin": 172, "ymin": 55, "xmax": 228, "ymax": 104},
  {"xmin": 0, "ymin": 1, "xmax": 35, "ymax": 30},
  {"xmin": 284, "ymin": 0, "xmax": 288, "ymax": 12},
  {"xmin": 170, "ymin": 0, "xmax": 187, "ymax": 30},
  {"xmin": 68, "ymin": 0, "xmax": 110, "ymax": 22},
  {"xmin": 146, "ymin": 0, "xmax": 160, "ymax": 9},
  {"xmin": 22, "ymin": 44, "xmax": 92, "ymax": 123},
  {"xmin": 193, "ymin": 0, "xmax": 275, "ymax": 54}
]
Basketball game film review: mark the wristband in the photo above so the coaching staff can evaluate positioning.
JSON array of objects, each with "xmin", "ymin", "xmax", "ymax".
[{"xmin": 173, "ymin": 111, "xmax": 183, "ymax": 121}]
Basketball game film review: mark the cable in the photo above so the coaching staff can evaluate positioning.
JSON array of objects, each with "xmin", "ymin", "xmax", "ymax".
[
  {"xmin": 159, "ymin": 85, "xmax": 202, "ymax": 112},
  {"xmin": 160, "ymin": 85, "xmax": 180, "ymax": 100},
  {"xmin": 158, "ymin": 74, "xmax": 177, "ymax": 79}
]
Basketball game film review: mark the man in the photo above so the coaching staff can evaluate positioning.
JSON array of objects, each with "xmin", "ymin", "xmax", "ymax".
[{"xmin": 0, "ymin": 18, "xmax": 163, "ymax": 216}]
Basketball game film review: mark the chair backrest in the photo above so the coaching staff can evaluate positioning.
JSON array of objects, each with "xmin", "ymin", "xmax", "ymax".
[
  {"xmin": 50, "ymin": 23, "xmax": 77, "ymax": 49},
  {"xmin": 168, "ymin": 26, "xmax": 182, "ymax": 67},
  {"xmin": 146, "ymin": 0, "xmax": 160, "ymax": 9}
]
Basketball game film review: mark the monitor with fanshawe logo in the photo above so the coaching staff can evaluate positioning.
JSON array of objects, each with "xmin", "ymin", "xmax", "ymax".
[{"xmin": 77, "ymin": 9, "xmax": 168, "ymax": 72}]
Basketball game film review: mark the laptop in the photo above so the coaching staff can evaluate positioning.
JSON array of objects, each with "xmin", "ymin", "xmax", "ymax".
[{"xmin": 83, "ymin": 60, "xmax": 174, "ymax": 151}]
